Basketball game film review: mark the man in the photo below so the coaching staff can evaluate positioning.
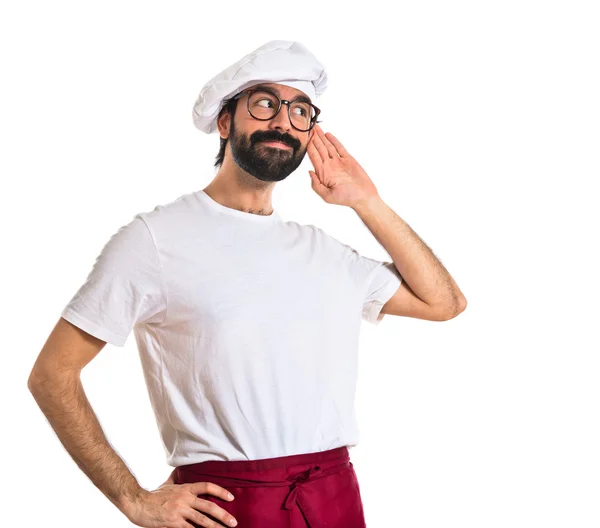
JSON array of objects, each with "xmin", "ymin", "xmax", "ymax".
[{"xmin": 28, "ymin": 40, "xmax": 466, "ymax": 528}]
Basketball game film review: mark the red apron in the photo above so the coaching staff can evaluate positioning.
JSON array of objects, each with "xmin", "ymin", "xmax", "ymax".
[{"xmin": 175, "ymin": 446, "xmax": 367, "ymax": 527}]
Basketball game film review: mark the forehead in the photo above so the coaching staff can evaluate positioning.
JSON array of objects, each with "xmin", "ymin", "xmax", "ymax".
[{"xmin": 250, "ymin": 82, "xmax": 311, "ymax": 103}]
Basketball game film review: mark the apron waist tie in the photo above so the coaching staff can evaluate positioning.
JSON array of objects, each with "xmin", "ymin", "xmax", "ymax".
[
  {"xmin": 282, "ymin": 461, "xmax": 351, "ymax": 510},
  {"xmin": 177, "ymin": 459, "xmax": 353, "ymax": 518}
]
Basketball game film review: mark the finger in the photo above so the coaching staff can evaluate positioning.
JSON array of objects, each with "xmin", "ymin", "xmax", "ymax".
[
  {"xmin": 309, "ymin": 170, "xmax": 325, "ymax": 190},
  {"xmin": 315, "ymin": 125, "xmax": 338, "ymax": 159},
  {"xmin": 190, "ymin": 499, "xmax": 238, "ymax": 527},
  {"xmin": 191, "ymin": 481, "xmax": 235, "ymax": 502},
  {"xmin": 309, "ymin": 170, "xmax": 331, "ymax": 202},
  {"xmin": 311, "ymin": 130, "xmax": 332, "ymax": 161},
  {"xmin": 306, "ymin": 139, "xmax": 323, "ymax": 172},
  {"xmin": 324, "ymin": 131, "xmax": 349, "ymax": 158}
]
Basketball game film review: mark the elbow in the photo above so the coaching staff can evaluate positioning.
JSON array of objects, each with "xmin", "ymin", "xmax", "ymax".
[
  {"xmin": 27, "ymin": 371, "xmax": 48, "ymax": 395},
  {"xmin": 27, "ymin": 370, "xmax": 41, "ymax": 392},
  {"xmin": 27, "ymin": 368, "xmax": 59, "ymax": 393},
  {"xmin": 452, "ymin": 296, "xmax": 468, "ymax": 318},
  {"xmin": 438, "ymin": 296, "xmax": 467, "ymax": 321},
  {"xmin": 27, "ymin": 363, "xmax": 50, "ymax": 392}
]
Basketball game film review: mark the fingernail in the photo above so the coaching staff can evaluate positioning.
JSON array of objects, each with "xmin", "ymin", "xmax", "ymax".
[
  {"xmin": 228, "ymin": 492, "xmax": 234, "ymax": 500},
  {"xmin": 230, "ymin": 518, "xmax": 238, "ymax": 526}
]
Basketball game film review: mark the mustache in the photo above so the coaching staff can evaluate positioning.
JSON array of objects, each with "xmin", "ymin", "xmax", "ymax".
[{"xmin": 252, "ymin": 133, "xmax": 298, "ymax": 149}]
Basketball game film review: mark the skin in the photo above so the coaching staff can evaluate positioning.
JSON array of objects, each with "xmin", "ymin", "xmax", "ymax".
[{"xmin": 203, "ymin": 82, "xmax": 317, "ymax": 216}]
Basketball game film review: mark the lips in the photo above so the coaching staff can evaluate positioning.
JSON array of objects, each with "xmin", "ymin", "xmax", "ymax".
[{"xmin": 259, "ymin": 140, "xmax": 292, "ymax": 149}]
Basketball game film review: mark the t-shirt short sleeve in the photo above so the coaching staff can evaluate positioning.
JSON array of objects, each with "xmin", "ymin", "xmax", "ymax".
[
  {"xmin": 345, "ymin": 247, "xmax": 403, "ymax": 325},
  {"xmin": 313, "ymin": 225, "xmax": 403, "ymax": 326},
  {"xmin": 60, "ymin": 213, "xmax": 167, "ymax": 347}
]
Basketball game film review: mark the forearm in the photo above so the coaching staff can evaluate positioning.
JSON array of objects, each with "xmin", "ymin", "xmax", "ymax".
[
  {"xmin": 352, "ymin": 195, "xmax": 466, "ymax": 311},
  {"xmin": 28, "ymin": 373, "xmax": 145, "ymax": 516}
]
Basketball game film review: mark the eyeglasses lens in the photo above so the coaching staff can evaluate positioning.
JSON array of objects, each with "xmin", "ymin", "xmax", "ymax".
[{"xmin": 248, "ymin": 91, "xmax": 316, "ymax": 131}]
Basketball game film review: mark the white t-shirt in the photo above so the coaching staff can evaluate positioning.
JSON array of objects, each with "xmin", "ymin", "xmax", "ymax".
[{"xmin": 61, "ymin": 189, "xmax": 403, "ymax": 465}]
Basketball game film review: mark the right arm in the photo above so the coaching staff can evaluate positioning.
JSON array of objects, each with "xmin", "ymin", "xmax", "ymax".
[
  {"xmin": 27, "ymin": 317, "xmax": 145, "ymax": 516},
  {"xmin": 28, "ymin": 316, "xmax": 239, "ymax": 528}
]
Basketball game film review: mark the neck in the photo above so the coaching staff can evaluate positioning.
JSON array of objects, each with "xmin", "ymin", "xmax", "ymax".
[{"xmin": 203, "ymin": 163, "xmax": 275, "ymax": 216}]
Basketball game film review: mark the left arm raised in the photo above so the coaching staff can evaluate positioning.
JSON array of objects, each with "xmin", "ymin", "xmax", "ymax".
[
  {"xmin": 353, "ymin": 195, "xmax": 467, "ymax": 320},
  {"xmin": 305, "ymin": 124, "xmax": 466, "ymax": 321}
]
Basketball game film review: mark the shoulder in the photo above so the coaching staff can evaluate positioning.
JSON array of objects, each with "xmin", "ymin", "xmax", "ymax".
[
  {"xmin": 131, "ymin": 190, "xmax": 206, "ymax": 241},
  {"xmin": 137, "ymin": 190, "xmax": 200, "ymax": 223},
  {"xmin": 283, "ymin": 220, "xmax": 345, "ymax": 246}
]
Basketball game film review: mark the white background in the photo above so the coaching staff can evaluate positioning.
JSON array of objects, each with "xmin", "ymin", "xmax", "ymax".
[{"xmin": 3, "ymin": 0, "xmax": 599, "ymax": 527}]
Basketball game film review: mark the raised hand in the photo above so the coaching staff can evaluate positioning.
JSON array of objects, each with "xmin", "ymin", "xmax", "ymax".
[{"xmin": 306, "ymin": 124, "xmax": 379, "ymax": 208}]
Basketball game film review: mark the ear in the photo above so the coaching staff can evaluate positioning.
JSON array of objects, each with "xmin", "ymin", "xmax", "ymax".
[{"xmin": 217, "ymin": 112, "xmax": 231, "ymax": 139}]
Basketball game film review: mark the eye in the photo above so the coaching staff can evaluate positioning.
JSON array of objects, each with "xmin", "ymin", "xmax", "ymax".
[
  {"xmin": 292, "ymin": 106, "xmax": 307, "ymax": 116},
  {"xmin": 256, "ymin": 98, "xmax": 275, "ymax": 108}
]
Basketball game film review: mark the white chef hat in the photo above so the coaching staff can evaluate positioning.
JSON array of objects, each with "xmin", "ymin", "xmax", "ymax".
[{"xmin": 192, "ymin": 40, "xmax": 328, "ymax": 134}]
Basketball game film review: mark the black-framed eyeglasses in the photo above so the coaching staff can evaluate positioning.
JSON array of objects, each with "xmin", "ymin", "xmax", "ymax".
[{"xmin": 232, "ymin": 88, "xmax": 322, "ymax": 132}]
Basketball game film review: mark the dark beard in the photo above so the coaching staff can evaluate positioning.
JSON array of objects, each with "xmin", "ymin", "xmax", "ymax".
[{"xmin": 228, "ymin": 119, "xmax": 306, "ymax": 182}]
